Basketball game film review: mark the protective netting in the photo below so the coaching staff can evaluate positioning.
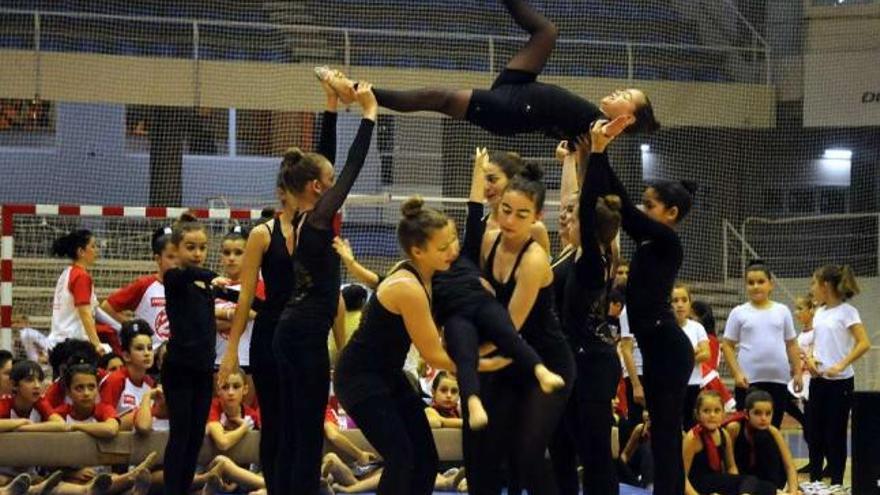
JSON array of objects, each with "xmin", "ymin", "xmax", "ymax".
[{"xmin": 1, "ymin": 0, "xmax": 878, "ymax": 389}]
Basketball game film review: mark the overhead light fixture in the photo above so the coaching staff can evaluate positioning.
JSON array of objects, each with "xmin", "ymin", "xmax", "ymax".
[{"xmin": 823, "ymin": 148, "xmax": 852, "ymax": 160}]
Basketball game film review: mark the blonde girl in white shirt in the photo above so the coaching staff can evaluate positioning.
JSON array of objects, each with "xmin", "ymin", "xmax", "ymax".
[{"xmin": 805, "ymin": 264, "xmax": 870, "ymax": 485}]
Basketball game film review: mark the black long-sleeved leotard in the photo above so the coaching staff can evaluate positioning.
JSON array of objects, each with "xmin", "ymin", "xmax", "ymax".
[
  {"xmin": 280, "ymin": 112, "xmax": 375, "ymax": 329},
  {"xmin": 587, "ymin": 152, "xmax": 682, "ymax": 334}
]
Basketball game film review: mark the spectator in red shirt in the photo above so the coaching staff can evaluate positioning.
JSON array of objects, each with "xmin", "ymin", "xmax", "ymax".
[
  {"xmin": 0, "ymin": 360, "xmax": 66, "ymax": 432},
  {"xmin": 100, "ymin": 226, "xmax": 177, "ymax": 349},
  {"xmin": 0, "ymin": 350, "xmax": 12, "ymax": 397},
  {"xmin": 44, "ymin": 339, "xmax": 100, "ymax": 409},
  {"xmin": 99, "ymin": 319, "xmax": 155, "ymax": 430},
  {"xmin": 206, "ymin": 368, "xmax": 260, "ymax": 452},
  {"xmin": 48, "ymin": 230, "xmax": 104, "ymax": 355},
  {"xmin": 57, "ymin": 363, "xmax": 157, "ymax": 494}
]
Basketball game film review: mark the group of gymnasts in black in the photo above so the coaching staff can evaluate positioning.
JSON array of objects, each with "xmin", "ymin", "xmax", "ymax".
[{"xmin": 159, "ymin": 1, "xmax": 709, "ymax": 494}]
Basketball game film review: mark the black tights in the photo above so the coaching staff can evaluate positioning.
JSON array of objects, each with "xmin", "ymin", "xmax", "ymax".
[
  {"xmin": 345, "ymin": 383, "xmax": 439, "ymax": 494},
  {"xmin": 636, "ymin": 321, "xmax": 694, "ymax": 495},
  {"xmin": 373, "ymin": 0, "xmax": 557, "ymax": 118},
  {"xmin": 443, "ymin": 301, "xmax": 542, "ymax": 402},
  {"xmin": 249, "ymin": 315, "xmax": 281, "ymax": 494},
  {"xmin": 807, "ymin": 377, "xmax": 853, "ymax": 484},
  {"xmin": 273, "ymin": 327, "xmax": 331, "ymax": 495},
  {"xmin": 463, "ymin": 353, "xmax": 574, "ymax": 495},
  {"xmin": 549, "ymin": 350, "xmax": 621, "ymax": 495},
  {"xmin": 161, "ymin": 362, "xmax": 213, "ymax": 495}
]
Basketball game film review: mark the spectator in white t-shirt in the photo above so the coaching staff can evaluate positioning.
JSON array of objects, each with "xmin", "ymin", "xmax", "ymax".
[
  {"xmin": 47, "ymin": 230, "xmax": 104, "ymax": 356},
  {"xmin": 672, "ymin": 284, "xmax": 710, "ymax": 431},
  {"xmin": 805, "ymin": 264, "xmax": 871, "ymax": 485},
  {"xmin": 721, "ymin": 260, "xmax": 801, "ymax": 427}
]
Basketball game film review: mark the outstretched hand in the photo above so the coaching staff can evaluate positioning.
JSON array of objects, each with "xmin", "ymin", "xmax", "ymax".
[
  {"xmin": 332, "ymin": 236, "xmax": 355, "ymax": 264},
  {"xmin": 474, "ymin": 146, "xmax": 489, "ymax": 171},
  {"xmin": 555, "ymin": 141, "xmax": 570, "ymax": 163},
  {"xmin": 355, "ymin": 82, "xmax": 378, "ymax": 120},
  {"xmin": 589, "ymin": 115, "xmax": 628, "ymax": 153}
]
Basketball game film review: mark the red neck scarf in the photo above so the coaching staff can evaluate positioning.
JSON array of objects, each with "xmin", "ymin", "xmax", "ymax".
[
  {"xmin": 692, "ymin": 424, "xmax": 723, "ymax": 472},
  {"xmin": 431, "ymin": 402, "xmax": 460, "ymax": 419}
]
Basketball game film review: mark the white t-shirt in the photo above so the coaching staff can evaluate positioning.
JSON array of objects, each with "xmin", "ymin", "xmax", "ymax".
[
  {"xmin": 681, "ymin": 319, "xmax": 709, "ymax": 385},
  {"xmin": 813, "ymin": 303, "xmax": 861, "ymax": 380},
  {"xmin": 107, "ymin": 275, "xmax": 168, "ymax": 349},
  {"xmin": 619, "ymin": 307, "xmax": 643, "ymax": 378},
  {"xmin": 48, "ymin": 265, "xmax": 98, "ymax": 348},
  {"xmin": 723, "ymin": 301, "xmax": 796, "ymax": 384}
]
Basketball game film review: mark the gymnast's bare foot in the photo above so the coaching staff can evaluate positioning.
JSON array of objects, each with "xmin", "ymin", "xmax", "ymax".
[
  {"xmin": 467, "ymin": 395, "xmax": 489, "ymax": 431},
  {"xmin": 535, "ymin": 364, "xmax": 565, "ymax": 394}
]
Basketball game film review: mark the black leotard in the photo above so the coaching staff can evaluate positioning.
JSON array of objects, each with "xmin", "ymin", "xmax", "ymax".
[
  {"xmin": 335, "ymin": 262, "xmax": 429, "ymax": 407},
  {"xmin": 587, "ymin": 152, "xmax": 682, "ymax": 335},
  {"xmin": 483, "ymin": 234, "xmax": 569, "ymax": 365},
  {"xmin": 467, "ymin": 69, "xmax": 602, "ymax": 141},
  {"xmin": 560, "ymin": 151, "xmax": 618, "ymax": 353},
  {"xmin": 280, "ymin": 113, "xmax": 374, "ymax": 327}
]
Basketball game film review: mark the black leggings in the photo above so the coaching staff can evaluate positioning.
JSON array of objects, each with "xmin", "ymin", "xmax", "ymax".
[
  {"xmin": 343, "ymin": 382, "xmax": 439, "ymax": 494},
  {"xmin": 735, "ymin": 382, "xmax": 789, "ymax": 428},
  {"xmin": 690, "ymin": 472, "xmax": 778, "ymax": 495},
  {"xmin": 161, "ymin": 361, "xmax": 213, "ymax": 495},
  {"xmin": 807, "ymin": 377, "xmax": 853, "ymax": 484},
  {"xmin": 463, "ymin": 350, "xmax": 574, "ymax": 495},
  {"xmin": 273, "ymin": 323, "xmax": 331, "ymax": 495},
  {"xmin": 635, "ymin": 320, "xmax": 694, "ymax": 495},
  {"xmin": 548, "ymin": 350, "xmax": 621, "ymax": 495},
  {"xmin": 573, "ymin": 350, "xmax": 622, "ymax": 495},
  {"xmin": 249, "ymin": 313, "xmax": 281, "ymax": 495},
  {"xmin": 443, "ymin": 301, "xmax": 542, "ymax": 401},
  {"xmin": 373, "ymin": 0, "xmax": 556, "ymax": 119}
]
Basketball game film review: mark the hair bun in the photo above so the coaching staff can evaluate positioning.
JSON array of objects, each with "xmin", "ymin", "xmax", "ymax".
[
  {"xmin": 178, "ymin": 211, "xmax": 198, "ymax": 224},
  {"xmin": 400, "ymin": 196, "xmax": 425, "ymax": 219},
  {"xmin": 680, "ymin": 180, "xmax": 699, "ymax": 196},
  {"xmin": 600, "ymin": 194, "xmax": 622, "ymax": 212},
  {"xmin": 518, "ymin": 162, "xmax": 545, "ymax": 182},
  {"xmin": 283, "ymin": 147, "xmax": 304, "ymax": 163}
]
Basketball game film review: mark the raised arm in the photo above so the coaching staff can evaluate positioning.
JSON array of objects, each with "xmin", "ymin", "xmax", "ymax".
[
  {"xmin": 317, "ymin": 78, "xmax": 339, "ymax": 163},
  {"xmin": 463, "ymin": 201, "xmax": 486, "ymax": 266},
  {"xmin": 583, "ymin": 120, "xmax": 676, "ymax": 246},
  {"xmin": 308, "ymin": 84, "xmax": 378, "ymax": 230}
]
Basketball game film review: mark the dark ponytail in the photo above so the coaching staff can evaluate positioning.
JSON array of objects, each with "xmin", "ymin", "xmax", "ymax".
[
  {"xmin": 647, "ymin": 179, "xmax": 698, "ymax": 222},
  {"xmin": 51, "ymin": 230, "xmax": 93, "ymax": 260}
]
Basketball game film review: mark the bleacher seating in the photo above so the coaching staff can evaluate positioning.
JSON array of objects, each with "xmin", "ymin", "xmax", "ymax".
[{"xmin": 0, "ymin": 0, "xmax": 739, "ymax": 83}]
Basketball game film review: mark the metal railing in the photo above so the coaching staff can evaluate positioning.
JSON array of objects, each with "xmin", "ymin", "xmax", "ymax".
[{"xmin": 1, "ymin": 7, "xmax": 773, "ymax": 95}]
